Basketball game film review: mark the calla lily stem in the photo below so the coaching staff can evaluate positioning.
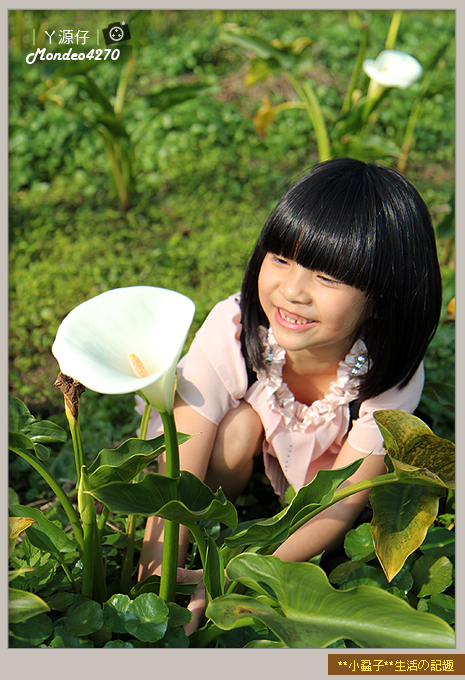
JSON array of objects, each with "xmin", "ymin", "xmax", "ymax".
[
  {"xmin": 120, "ymin": 396, "xmax": 153, "ymax": 593},
  {"xmin": 159, "ymin": 410, "xmax": 181, "ymax": 602},
  {"xmin": 13, "ymin": 447, "xmax": 84, "ymax": 555},
  {"xmin": 66, "ymin": 408, "xmax": 86, "ymax": 485},
  {"xmin": 285, "ymin": 70, "xmax": 331, "ymax": 162},
  {"xmin": 137, "ymin": 392, "xmax": 152, "ymax": 441}
]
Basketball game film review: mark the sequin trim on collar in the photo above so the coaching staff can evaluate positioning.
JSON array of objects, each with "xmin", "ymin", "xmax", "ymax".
[{"xmin": 256, "ymin": 326, "xmax": 369, "ymax": 431}]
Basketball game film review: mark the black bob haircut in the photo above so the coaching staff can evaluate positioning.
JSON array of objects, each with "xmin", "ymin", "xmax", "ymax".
[{"xmin": 240, "ymin": 157, "xmax": 442, "ymax": 402}]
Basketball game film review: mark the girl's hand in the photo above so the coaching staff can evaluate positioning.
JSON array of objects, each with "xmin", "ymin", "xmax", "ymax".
[
  {"xmin": 176, "ymin": 567, "xmax": 206, "ymax": 635},
  {"xmin": 176, "ymin": 567, "xmax": 231, "ymax": 636},
  {"xmin": 233, "ymin": 314, "xmax": 242, "ymax": 341}
]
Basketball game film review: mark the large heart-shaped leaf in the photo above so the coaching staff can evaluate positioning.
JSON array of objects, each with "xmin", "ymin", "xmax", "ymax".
[
  {"xmin": 206, "ymin": 554, "xmax": 454, "ymax": 648},
  {"xmin": 225, "ymin": 458, "xmax": 363, "ymax": 550},
  {"xmin": 370, "ymin": 410, "xmax": 455, "ymax": 580},
  {"xmin": 89, "ymin": 470, "xmax": 237, "ymax": 530},
  {"xmin": 370, "ymin": 483, "xmax": 444, "ymax": 582}
]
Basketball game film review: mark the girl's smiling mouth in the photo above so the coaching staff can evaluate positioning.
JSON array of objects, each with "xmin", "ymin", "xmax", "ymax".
[{"xmin": 275, "ymin": 307, "xmax": 318, "ymax": 329}]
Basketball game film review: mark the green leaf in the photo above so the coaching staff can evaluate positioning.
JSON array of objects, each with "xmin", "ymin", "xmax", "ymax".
[
  {"xmin": 103, "ymin": 594, "xmax": 131, "ymax": 634},
  {"xmin": 421, "ymin": 381, "xmax": 455, "ymax": 408},
  {"xmin": 225, "ymin": 458, "xmax": 363, "ymax": 549},
  {"xmin": 412, "ymin": 556, "xmax": 454, "ymax": 598},
  {"xmin": 328, "ymin": 560, "xmax": 365, "ymax": 585},
  {"xmin": 124, "ymin": 593, "xmax": 169, "ymax": 642},
  {"xmin": 166, "ymin": 601, "xmax": 192, "ymax": 629},
  {"xmin": 130, "ymin": 574, "xmax": 198, "ymax": 598},
  {"xmin": 332, "ymin": 134, "xmax": 400, "ymax": 162},
  {"xmin": 43, "ymin": 592, "xmax": 74, "ymax": 613},
  {"xmin": 435, "ymin": 194, "xmax": 455, "ymax": 240},
  {"xmin": 206, "ymin": 554, "xmax": 454, "ymax": 648},
  {"xmin": 89, "ymin": 470, "xmax": 238, "ymax": 530},
  {"xmin": 9, "ymin": 395, "xmax": 67, "ymax": 444},
  {"xmin": 47, "ymin": 617, "xmax": 94, "ymax": 648},
  {"xmin": 9, "ymin": 587, "xmax": 50, "ymax": 623},
  {"xmin": 420, "ymin": 526, "xmax": 455, "ymax": 559},
  {"xmin": 75, "ymin": 74, "xmax": 115, "ymax": 115},
  {"xmin": 33, "ymin": 443, "xmax": 51, "ymax": 461},
  {"xmin": 340, "ymin": 564, "xmax": 414, "ymax": 595},
  {"xmin": 245, "ymin": 639, "xmax": 286, "ymax": 648},
  {"xmin": 245, "ymin": 58, "xmax": 273, "ymax": 86},
  {"xmin": 9, "ymin": 505, "xmax": 76, "ymax": 557},
  {"xmin": 417, "ymin": 593, "xmax": 455, "ymax": 625},
  {"xmin": 221, "ymin": 28, "xmax": 297, "ymax": 71},
  {"xmin": 9, "ymin": 431, "xmax": 34, "ymax": 451},
  {"xmin": 88, "ymin": 433, "xmax": 190, "ymax": 487},
  {"xmin": 204, "ymin": 535, "xmax": 226, "ymax": 600},
  {"xmin": 373, "ymin": 410, "xmax": 455, "ymax": 489},
  {"xmin": 66, "ymin": 598, "xmax": 104, "ymax": 637},
  {"xmin": 9, "ymin": 612, "xmax": 54, "ymax": 648},
  {"xmin": 145, "ymin": 82, "xmax": 219, "ymax": 114},
  {"xmin": 344, "ymin": 523, "xmax": 376, "ymax": 562},
  {"xmin": 152, "ymin": 626, "xmax": 189, "ymax": 648},
  {"xmin": 370, "ymin": 483, "xmax": 444, "ymax": 581},
  {"xmin": 90, "ymin": 434, "xmax": 172, "ymax": 472},
  {"xmin": 94, "ymin": 113, "xmax": 129, "ymax": 138}
]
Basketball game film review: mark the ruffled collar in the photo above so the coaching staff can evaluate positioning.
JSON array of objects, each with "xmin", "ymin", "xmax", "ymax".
[{"xmin": 256, "ymin": 326, "xmax": 369, "ymax": 431}]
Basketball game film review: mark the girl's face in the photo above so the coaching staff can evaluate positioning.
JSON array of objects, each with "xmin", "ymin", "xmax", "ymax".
[{"xmin": 258, "ymin": 253, "xmax": 369, "ymax": 362}]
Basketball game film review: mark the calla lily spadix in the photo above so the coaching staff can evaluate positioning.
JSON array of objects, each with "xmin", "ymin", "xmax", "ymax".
[
  {"xmin": 363, "ymin": 50, "xmax": 423, "ymax": 90},
  {"xmin": 52, "ymin": 286, "xmax": 195, "ymax": 415}
]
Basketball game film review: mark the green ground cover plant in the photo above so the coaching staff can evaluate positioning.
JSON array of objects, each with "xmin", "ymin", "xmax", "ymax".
[
  {"xmin": 9, "ymin": 393, "xmax": 455, "ymax": 648},
  {"xmin": 9, "ymin": 9, "xmax": 455, "ymax": 648}
]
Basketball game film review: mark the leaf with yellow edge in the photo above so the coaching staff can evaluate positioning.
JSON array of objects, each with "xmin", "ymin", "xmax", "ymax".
[
  {"xmin": 245, "ymin": 59, "xmax": 272, "ymax": 86},
  {"xmin": 446, "ymin": 297, "xmax": 455, "ymax": 321},
  {"xmin": 373, "ymin": 410, "xmax": 455, "ymax": 489},
  {"xmin": 9, "ymin": 516, "xmax": 36, "ymax": 558},
  {"xmin": 370, "ymin": 410, "xmax": 455, "ymax": 581},
  {"xmin": 9, "ymin": 588, "xmax": 50, "ymax": 624},
  {"xmin": 253, "ymin": 97, "xmax": 275, "ymax": 138},
  {"xmin": 370, "ymin": 482, "xmax": 444, "ymax": 582}
]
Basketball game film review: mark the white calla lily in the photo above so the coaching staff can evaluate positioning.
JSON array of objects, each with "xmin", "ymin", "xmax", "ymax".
[
  {"xmin": 52, "ymin": 286, "xmax": 195, "ymax": 415},
  {"xmin": 363, "ymin": 50, "xmax": 423, "ymax": 89}
]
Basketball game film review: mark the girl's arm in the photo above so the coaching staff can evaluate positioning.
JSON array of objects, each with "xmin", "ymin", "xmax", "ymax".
[{"xmin": 273, "ymin": 442, "xmax": 387, "ymax": 563}]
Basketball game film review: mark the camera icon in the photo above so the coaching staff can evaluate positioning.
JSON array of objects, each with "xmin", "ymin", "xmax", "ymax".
[{"xmin": 102, "ymin": 21, "xmax": 131, "ymax": 46}]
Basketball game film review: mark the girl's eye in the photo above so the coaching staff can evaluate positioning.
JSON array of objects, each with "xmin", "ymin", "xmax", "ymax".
[
  {"xmin": 318, "ymin": 274, "xmax": 340, "ymax": 286},
  {"xmin": 271, "ymin": 254, "xmax": 289, "ymax": 265}
]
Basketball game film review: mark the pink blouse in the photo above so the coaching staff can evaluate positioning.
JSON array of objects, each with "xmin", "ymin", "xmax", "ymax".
[{"xmin": 140, "ymin": 294, "xmax": 424, "ymax": 497}]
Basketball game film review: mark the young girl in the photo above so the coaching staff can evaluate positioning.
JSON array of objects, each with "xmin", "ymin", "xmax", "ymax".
[{"xmin": 138, "ymin": 157, "xmax": 442, "ymax": 631}]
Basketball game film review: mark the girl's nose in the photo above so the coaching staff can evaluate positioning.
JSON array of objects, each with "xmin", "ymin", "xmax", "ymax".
[{"xmin": 280, "ymin": 263, "xmax": 313, "ymax": 304}]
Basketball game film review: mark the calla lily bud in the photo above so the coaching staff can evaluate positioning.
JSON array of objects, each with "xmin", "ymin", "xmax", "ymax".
[
  {"xmin": 52, "ymin": 286, "xmax": 195, "ymax": 415},
  {"xmin": 53, "ymin": 372, "xmax": 86, "ymax": 421}
]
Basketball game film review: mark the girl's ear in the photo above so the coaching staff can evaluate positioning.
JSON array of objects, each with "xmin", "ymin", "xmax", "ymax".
[{"xmin": 362, "ymin": 296, "xmax": 375, "ymax": 321}]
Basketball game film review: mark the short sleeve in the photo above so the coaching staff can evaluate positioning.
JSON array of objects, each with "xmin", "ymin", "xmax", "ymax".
[
  {"xmin": 347, "ymin": 362, "xmax": 425, "ymax": 454},
  {"xmin": 176, "ymin": 294, "xmax": 249, "ymax": 424}
]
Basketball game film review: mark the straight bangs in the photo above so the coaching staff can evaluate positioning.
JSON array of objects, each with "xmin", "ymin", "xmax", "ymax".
[{"xmin": 259, "ymin": 174, "xmax": 379, "ymax": 293}]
